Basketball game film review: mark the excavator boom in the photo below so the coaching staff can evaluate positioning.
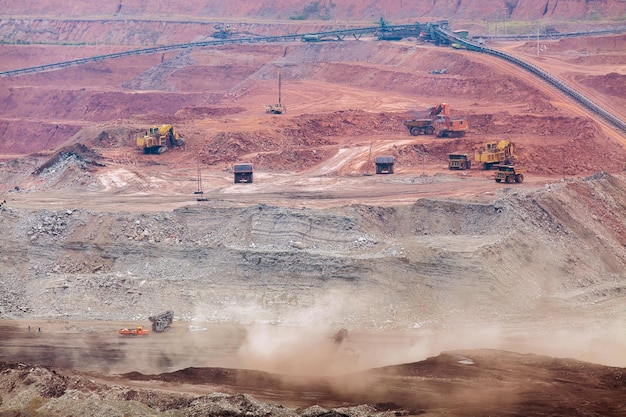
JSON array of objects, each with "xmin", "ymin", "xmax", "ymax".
[
  {"xmin": 431, "ymin": 103, "xmax": 466, "ymax": 137},
  {"xmin": 429, "ymin": 103, "xmax": 450, "ymax": 117}
]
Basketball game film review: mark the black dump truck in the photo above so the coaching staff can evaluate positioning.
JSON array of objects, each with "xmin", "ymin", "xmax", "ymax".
[
  {"xmin": 375, "ymin": 156, "xmax": 395, "ymax": 174},
  {"xmin": 233, "ymin": 163, "xmax": 253, "ymax": 183}
]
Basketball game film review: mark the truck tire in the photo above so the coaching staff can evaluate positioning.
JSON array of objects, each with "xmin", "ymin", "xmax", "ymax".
[
  {"xmin": 495, "ymin": 178, "xmax": 502, "ymax": 183},
  {"xmin": 515, "ymin": 174, "xmax": 524, "ymax": 183},
  {"xmin": 506, "ymin": 175, "xmax": 514, "ymax": 184},
  {"xmin": 425, "ymin": 126, "xmax": 435, "ymax": 135},
  {"xmin": 410, "ymin": 127, "xmax": 421, "ymax": 136}
]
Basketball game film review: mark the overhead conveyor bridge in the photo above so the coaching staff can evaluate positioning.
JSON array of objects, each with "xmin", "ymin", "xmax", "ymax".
[
  {"xmin": 0, "ymin": 23, "xmax": 422, "ymax": 78},
  {"xmin": 431, "ymin": 24, "xmax": 626, "ymax": 134},
  {"xmin": 1, "ymin": 20, "xmax": 624, "ymax": 134}
]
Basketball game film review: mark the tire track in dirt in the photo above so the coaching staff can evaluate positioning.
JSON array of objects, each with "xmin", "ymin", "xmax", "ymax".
[
  {"xmin": 286, "ymin": 80, "xmax": 415, "ymax": 114},
  {"xmin": 300, "ymin": 137, "xmax": 415, "ymax": 176}
]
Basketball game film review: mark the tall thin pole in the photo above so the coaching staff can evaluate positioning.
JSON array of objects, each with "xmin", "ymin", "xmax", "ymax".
[
  {"xmin": 537, "ymin": 28, "xmax": 539, "ymax": 56},
  {"xmin": 277, "ymin": 70, "xmax": 281, "ymax": 105},
  {"xmin": 196, "ymin": 160, "xmax": 203, "ymax": 194},
  {"xmin": 195, "ymin": 159, "xmax": 209, "ymax": 201},
  {"xmin": 366, "ymin": 141, "xmax": 372, "ymax": 175}
]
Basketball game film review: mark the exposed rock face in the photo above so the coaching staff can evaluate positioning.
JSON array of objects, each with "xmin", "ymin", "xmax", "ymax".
[{"xmin": 2, "ymin": 173, "xmax": 626, "ymax": 329}]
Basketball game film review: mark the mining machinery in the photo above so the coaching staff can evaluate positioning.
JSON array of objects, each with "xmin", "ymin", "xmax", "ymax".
[
  {"xmin": 136, "ymin": 125, "xmax": 185, "ymax": 154},
  {"xmin": 474, "ymin": 140, "xmax": 514, "ymax": 170},
  {"xmin": 428, "ymin": 103, "xmax": 468, "ymax": 137},
  {"xmin": 148, "ymin": 310, "xmax": 174, "ymax": 332}
]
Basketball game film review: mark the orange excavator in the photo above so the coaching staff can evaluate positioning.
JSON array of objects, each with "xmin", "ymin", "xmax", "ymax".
[
  {"xmin": 428, "ymin": 103, "xmax": 468, "ymax": 137},
  {"xmin": 119, "ymin": 325, "xmax": 150, "ymax": 336}
]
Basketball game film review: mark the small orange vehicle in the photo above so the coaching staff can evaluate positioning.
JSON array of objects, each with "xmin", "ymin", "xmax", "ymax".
[{"xmin": 118, "ymin": 325, "xmax": 150, "ymax": 336}]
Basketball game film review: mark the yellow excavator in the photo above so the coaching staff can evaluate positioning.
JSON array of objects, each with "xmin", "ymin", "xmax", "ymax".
[
  {"xmin": 474, "ymin": 140, "xmax": 514, "ymax": 170},
  {"xmin": 136, "ymin": 124, "xmax": 185, "ymax": 154}
]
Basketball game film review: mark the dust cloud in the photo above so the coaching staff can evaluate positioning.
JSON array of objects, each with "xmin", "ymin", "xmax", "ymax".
[{"xmin": 187, "ymin": 281, "xmax": 626, "ymax": 378}]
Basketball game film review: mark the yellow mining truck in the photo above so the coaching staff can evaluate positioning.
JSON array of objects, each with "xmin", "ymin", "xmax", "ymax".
[
  {"xmin": 474, "ymin": 140, "xmax": 514, "ymax": 170},
  {"xmin": 136, "ymin": 125, "xmax": 185, "ymax": 154},
  {"xmin": 403, "ymin": 119, "xmax": 435, "ymax": 136},
  {"xmin": 448, "ymin": 153, "xmax": 471, "ymax": 170},
  {"xmin": 495, "ymin": 165, "xmax": 526, "ymax": 184}
]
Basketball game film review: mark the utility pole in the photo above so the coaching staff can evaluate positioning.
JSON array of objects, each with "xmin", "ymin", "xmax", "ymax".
[
  {"xmin": 277, "ymin": 69, "xmax": 281, "ymax": 107},
  {"xmin": 195, "ymin": 158, "xmax": 208, "ymax": 201},
  {"xmin": 537, "ymin": 28, "xmax": 540, "ymax": 56},
  {"xmin": 364, "ymin": 141, "xmax": 373, "ymax": 176}
]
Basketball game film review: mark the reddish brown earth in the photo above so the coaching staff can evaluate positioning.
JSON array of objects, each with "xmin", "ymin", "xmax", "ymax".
[
  {"xmin": 1, "ymin": 2, "xmax": 626, "ymax": 416},
  {"xmin": 1, "ymin": 34, "xmax": 625, "ymax": 212}
]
